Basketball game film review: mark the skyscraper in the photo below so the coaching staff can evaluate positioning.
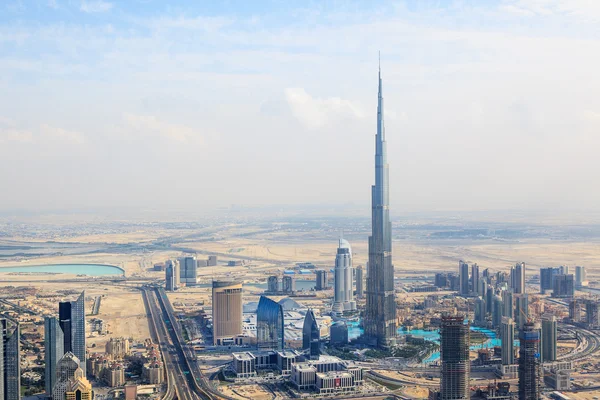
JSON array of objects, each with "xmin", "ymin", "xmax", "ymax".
[
  {"xmin": 282, "ymin": 275, "xmax": 295, "ymax": 294},
  {"xmin": 439, "ymin": 315, "xmax": 470, "ymax": 400},
  {"xmin": 302, "ymin": 309, "xmax": 320, "ymax": 360},
  {"xmin": 541, "ymin": 315, "xmax": 557, "ymax": 362},
  {"xmin": 165, "ymin": 264, "xmax": 175, "ymax": 291},
  {"xmin": 256, "ymin": 296, "xmax": 284, "ymax": 351},
  {"xmin": 65, "ymin": 368, "xmax": 93, "ymax": 400},
  {"xmin": 500, "ymin": 317, "xmax": 515, "ymax": 365},
  {"xmin": 45, "ymin": 316, "xmax": 64, "ymax": 395},
  {"xmin": 315, "ymin": 270, "xmax": 328, "ymax": 290},
  {"xmin": 518, "ymin": 322, "xmax": 542, "ymax": 400},
  {"xmin": 511, "ymin": 262, "xmax": 525, "ymax": 294},
  {"xmin": 53, "ymin": 352, "xmax": 81, "ymax": 400},
  {"xmin": 502, "ymin": 290, "xmax": 514, "ymax": 319},
  {"xmin": 212, "ymin": 281, "xmax": 243, "ymax": 346},
  {"xmin": 492, "ymin": 295, "xmax": 503, "ymax": 328},
  {"xmin": 515, "ymin": 294, "xmax": 529, "ymax": 329},
  {"xmin": 540, "ymin": 267, "xmax": 559, "ymax": 294},
  {"xmin": 59, "ymin": 291, "xmax": 86, "ymax": 376},
  {"xmin": 267, "ymin": 276, "xmax": 279, "ymax": 293},
  {"xmin": 459, "ymin": 261, "xmax": 470, "ymax": 296},
  {"xmin": 575, "ymin": 266, "xmax": 586, "ymax": 288},
  {"xmin": 471, "ymin": 263, "xmax": 480, "ymax": 296},
  {"xmin": 552, "ymin": 274, "xmax": 574, "ymax": 298},
  {"xmin": 364, "ymin": 61, "xmax": 397, "ymax": 348},
  {"xmin": 333, "ymin": 238, "xmax": 356, "ymax": 314},
  {"xmin": 165, "ymin": 259, "xmax": 179, "ymax": 290},
  {"xmin": 355, "ymin": 266, "xmax": 364, "ymax": 298},
  {"xmin": 1, "ymin": 317, "xmax": 20, "ymax": 400},
  {"xmin": 474, "ymin": 297, "xmax": 486, "ymax": 326},
  {"xmin": 179, "ymin": 255, "xmax": 198, "ymax": 285}
]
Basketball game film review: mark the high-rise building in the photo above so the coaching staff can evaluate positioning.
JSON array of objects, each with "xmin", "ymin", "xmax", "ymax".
[
  {"xmin": 330, "ymin": 321, "xmax": 349, "ymax": 345},
  {"xmin": 540, "ymin": 267, "xmax": 559, "ymax": 294},
  {"xmin": 256, "ymin": 296, "xmax": 284, "ymax": 351},
  {"xmin": 501, "ymin": 317, "xmax": 515, "ymax": 365},
  {"xmin": 575, "ymin": 266, "xmax": 586, "ymax": 289},
  {"xmin": 1, "ymin": 317, "xmax": 20, "ymax": 400},
  {"xmin": 502, "ymin": 290, "xmax": 514, "ymax": 319},
  {"xmin": 518, "ymin": 322, "xmax": 542, "ymax": 400},
  {"xmin": 45, "ymin": 316, "xmax": 64, "ymax": 395},
  {"xmin": 459, "ymin": 261, "xmax": 470, "ymax": 296},
  {"xmin": 559, "ymin": 265, "xmax": 569, "ymax": 275},
  {"xmin": 569, "ymin": 299, "xmax": 582, "ymax": 323},
  {"xmin": 65, "ymin": 367, "xmax": 93, "ymax": 400},
  {"xmin": 59, "ymin": 291, "xmax": 86, "ymax": 376},
  {"xmin": 474, "ymin": 297, "xmax": 486, "ymax": 326},
  {"xmin": 165, "ymin": 264, "xmax": 175, "ymax": 291},
  {"xmin": 282, "ymin": 276, "xmax": 295, "ymax": 294},
  {"xmin": 53, "ymin": 352, "xmax": 81, "ymax": 400},
  {"xmin": 355, "ymin": 266, "xmax": 364, "ymax": 298},
  {"xmin": 552, "ymin": 274, "xmax": 574, "ymax": 298},
  {"xmin": 165, "ymin": 260, "xmax": 179, "ymax": 290},
  {"xmin": 435, "ymin": 273, "xmax": 449, "ymax": 288},
  {"xmin": 511, "ymin": 262, "xmax": 525, "ymax": 294},
  {"xmin": 315, "ymin": 270, "xmax": 328, "ymax": 291},
  {"xmin": 439, "ymin": 315, "xmax": 470, "ymax": 400},
  {"xmin": 179, "ymin": 255, "xmax": 198, "ymax": 285},
  {"xmin": 212, "ymin": 281, "xmax": 243, "ymax": 346},
  {"xmin": 471, "ymin": 263, "xmax": 480, "ymax": 296},
  {"xmin": 207, "ymin": 255, "xmax": 218, "ymax": 267},
  {"xmin": 515, "ymin": 294, "xmax": 529, "ymax": 329},
  {"xmin": 492, "ymin": 295, "xmax": 503, "ymax": 328},
  {"xmin": 333, "ymin": 238, "xmax": 356, "ymax": 314},
  {"xmin": 364, "ymin": 62, "xmax": 396, "ymax": 348},
  {"xmin": 303, "ymin": 309, "xmax": 320, "ymax": 360},
  {"xmin": 586, "ymin": 301, "xmax": 600, "ymax": 328},
  {"xmin": 541, "ymin": 316, "xmax": 557, "ymax": 362},
  {"xmin": 267, "ymin": 276, "xmax": 279, "ymax": 293},
  {"xmin": 486, "ymin": 286, "xmax": 494, "ymax": 314}
]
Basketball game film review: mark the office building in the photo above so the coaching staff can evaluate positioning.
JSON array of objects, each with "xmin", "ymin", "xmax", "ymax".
[
  {"xmin": 541, "ymin": 316, "xmax": 557, "ymax": 362},
  {"xmin": 439, "ymin": 315, "xmax": 470, "ymax": 400},
  {"xmin": 65, "ymin": 367, "xmax": 93, "ymax": 400},
  {"xmin": 212, "ymin": 281, "xmax": 243, "ymax": 346},
  {"xmin": 540, "ymin": 267, "xmax": 559, "ymax": 294},
  {"xmin": 59, "ymin": 291, "xmax": 86, "ymax": 376},
  {"xmin": 179, "ymin": 255, "xmax": 198, "ymax": 285},
  {"xmin": 53, "ymin": 352, "xmax": 81, "ymax": 400},
  {"xmin": 471, "ymin": 263, "xmax": 480, "ymax": 296},
  {"xmin": 486, "ymin": 286, "xmax": 494, "ymax": 314},
  {"xmin": 569, "ymin": 299, "xmax": 582, "ymax": 323},
  {"xmin": 502, "ymin": 290, "xmax": 514, "ymax": 319},
  {"xmin": 364, "ymin": 62, "xmax": 397, "ymax": 349},
  {"xmin": 45, "ymin": 316, "xmax": 64, "ymax": 395},
  {"xmin": 515, "ymin": 294, "xmax": 529, "ymax": 329},
  {"xmin": 333, "ymin": 238, "xmax": 356, "ymax": 314},
  {"xmin": 459, "ymin": 261, "xmax": 470, "ymax": 296},
  {"xmin": 552, "ymin": 274, "xmax": 574, "ymax": 298},
  {"xmin": 474, "ymin": 297, "xmax": 486, "ymax": 326},
  {"xmin": 315, "ymin": 270, "xmax": 328, "ymax": 290},
  {"xmin": 559, "ymin": 265, "xmax": 569, "ymax": 275},
  {"xmin": 207, "ymin": 255, "xmax": 218, "ymax": 267},
  {"xmin": 330, "ymin": 322, "xmax": 349, "ymax": 345},
  {"xmin": 355, "ymin": 266, "xmax": 364, "ymax": 298},
  {"xmin": 511, "ymin": 262, "xmax": 525, "ymax": 294},
  {"xmin": 267, "ymin": 276, "xmax": 279, "ymax": 293},
  {"xmin": 282, "ymin": 275, "xmax": 295, "ymax": 294},
  {"xmin": 435, "ymin": 273, "xmax": 449, "ymax": 288},
  {"xmin": 256, "ymin": 296, "xmax": 284, "ymax": 351},
  {"xmin": 575, "ymin": 266, "xmax": 586, "ymax": 288},
  {"xmin": 492, "ymin": 295, "xmax": 503, "ymax": 328},
  {"xmin": 303, "ymin": 309, "xmax": 320, "ymax": 360},
  {"xmin": 586, "ymin": 301, "xmax": 600, "ymax": 328},
  {"xmin": 501, "ymin": 317, "xmax": 515, "ymax": 365},
  {"xmin": 165, "ymin": 263, "xmax": 175, "ymax": 291},
  {"xmin": 518, "ymin": 322, "xmax": 542, "ymax": 400},
  {"xmin": 1, "ymin": 317, "xmax": 20, "ymax": 400}
]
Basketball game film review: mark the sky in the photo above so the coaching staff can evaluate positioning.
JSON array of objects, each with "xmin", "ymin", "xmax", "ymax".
[{"xmin": 1, "ymin": 0, "xmax": 600, "ymax": 215}]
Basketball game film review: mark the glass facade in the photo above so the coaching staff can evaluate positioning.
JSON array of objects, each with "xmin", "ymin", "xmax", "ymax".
[{"xmin": 256, "ymin": 296, "xmax": 284, "ymax": 350}]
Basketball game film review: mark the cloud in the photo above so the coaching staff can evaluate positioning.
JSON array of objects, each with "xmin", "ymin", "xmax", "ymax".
[
  {"xmin": 284, "ymin": 88, "xmax": 364, "ymax": 130},
  {"xmin": 80, "ymin": 0, "xmax": 112, "ymax": 13},
  {"xmin": 123, "ymin": 113, "xmax": 203, "ymax": 143},
  {"xmin": 0, "ymin": 118, "xmax": 84, "ymax": 145},
  {"xmin": 500, "ymin": 0, "xmax": 600, "ymax": 21},
  {"xmin": 40, "ymin": 124, "xmax": 85, "ymax": 144}
]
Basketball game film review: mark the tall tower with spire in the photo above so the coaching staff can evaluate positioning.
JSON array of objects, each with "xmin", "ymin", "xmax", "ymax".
[{"xmin": 364, "ymin": 58, "xmax": 397, "ymax": 348}]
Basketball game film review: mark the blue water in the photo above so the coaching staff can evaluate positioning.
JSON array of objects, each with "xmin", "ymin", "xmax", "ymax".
[
  {"xmin": 0, "ymin": 263, "xmax": 124, "ymax": 276},
  {"xmin": 347, "ymin": 322, "xmax": 501, "ymax": 364}
]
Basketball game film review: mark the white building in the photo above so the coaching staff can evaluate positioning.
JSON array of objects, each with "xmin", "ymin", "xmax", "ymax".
[{"xmin": 332, "ymin": 239, "xmax": 356, "ymax": 315}]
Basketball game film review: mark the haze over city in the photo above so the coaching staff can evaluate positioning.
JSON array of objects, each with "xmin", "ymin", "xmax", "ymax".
[{"xmin": 1, "ymin": 0, "xmax": 600, "ymax": 214}]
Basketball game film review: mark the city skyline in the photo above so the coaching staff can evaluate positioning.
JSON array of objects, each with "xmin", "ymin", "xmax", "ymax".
[{"xmin": 2, "ymin": 1, "xmax": 600, "ymax": 213}]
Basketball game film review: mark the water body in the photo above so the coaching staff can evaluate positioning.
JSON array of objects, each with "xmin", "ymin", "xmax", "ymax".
[
  {"xmin": 0, "ymin": 263, "xmax": 124, "ymax": 276},
  {"xmin": 346, "ymin": 322, "xmax": 501, "ymax": 364}
]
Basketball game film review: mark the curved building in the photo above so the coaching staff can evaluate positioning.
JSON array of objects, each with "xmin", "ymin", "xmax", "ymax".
[
  {"xmin": 212, "ymin": 281, "xmax": 243, "ymax": 346},
  {"xmin": 257, "ymin": 296, "xmax": 285, "ymax": 350},
  {"xmin": 332, "ymin": 239, "xmax": 356, "ymax": 315},
  {"xmin": 303, "ymin": 309, "xmax": 320, "ymax": 360}
]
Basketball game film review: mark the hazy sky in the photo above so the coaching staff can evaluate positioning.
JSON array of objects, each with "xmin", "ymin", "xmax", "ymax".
[{"xmin": 1, "ymin": 0, "xmax": 600, "ymax": 214}]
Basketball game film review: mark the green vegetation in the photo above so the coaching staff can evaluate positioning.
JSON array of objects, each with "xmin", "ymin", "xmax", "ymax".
[{"xmin": 326, "ymin": 346, "xmax": 361, "ymax": 361}]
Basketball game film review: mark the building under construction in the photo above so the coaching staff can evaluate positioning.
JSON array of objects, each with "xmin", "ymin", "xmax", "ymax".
[
  {"xmin": 518, "ymin": 321, "xmax": 541, "ymax": 400},
  {"xmin": 440, "ymin": 315, "xmax": 471, "ymax": 400}
]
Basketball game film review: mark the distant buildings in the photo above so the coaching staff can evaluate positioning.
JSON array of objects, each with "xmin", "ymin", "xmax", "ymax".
[
  {"xmin": 267, "ymin": 276, "xmax": 279, "ymax": 293},
  {"xmin": 540, "ymin": 267, "xmax": 559, "ymax": 294},
  {"xmin": 552, "ymin": 274, "xmax": 574, "ymax": 298},
  {"xmin": 256, "ymin": 296, "xmax": 284, "ymax": 351},
  {"xmin": 1, "ymin": 317, "xmax": 20, "ymax": 400},
  {"xmin": 282, "ymin": 276, "xmax": 296, "ymax": 294},
  {"xmin": 515, "ymin": 294, "xmax": 529, "ymax": 329},
  {"xmin": 105, "ymin": 337, "xmax": 130, "ymax": 359},
  {"xmin": 439, "ymin": 315, "xmax": 470, "ymax": 400},
  {"xmin": 315, "ymin": 270, "xmax": 328, "ymax": 291},
  {"xmin": 471, "ymin": 263, "xmax": 480, "ymax": 296},
  {"xmin": 586, "ymin": 301, "xmax": 600, "ymax": 328},
  {"xmin": 541, "ymin": 315, "xmax": 557, "ymax": 362},
  {"xmin": 208, "ymin": 255, "xmax": 218, "ymax": 267},
  {"xmin": 332, "ymin": 239, "xmax": 356, "ymax": 314},
  {"xmin": 459, "ymin": 261, "xmax": 470, "ymax": 296},
  {"xmin": 500, "ymin": 317, "xmax": 515, "ymax": 365},
  {"xmin": 212, "ymin": 281, "xmax": 243, "ymax": 346},
  {"xmin": 518, "ymin": 322, "xmax": 542, "ymax": 400},
  {"xmin": 575, "ymin": 266, "xmax": 587, "ymax": 288},
  {"xmin": 179, "ymin": 255, "xmax": 198, "ymax": 285},
  {"xmin": 510, "ymin": 262, "xmax": 525, "ymax": 294},
  {"xmin": 303, "ymin": 309, "xmax": 320, "ymax": 360},
  {"xmin": 165, "ymin": 263, "xmax": 175, "ymax": 291}
]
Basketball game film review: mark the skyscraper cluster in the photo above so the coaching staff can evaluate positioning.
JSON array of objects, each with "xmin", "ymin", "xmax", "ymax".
[{"xmin": 44, "ymin": 291, "xmax": 86, "ymax": 398}]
